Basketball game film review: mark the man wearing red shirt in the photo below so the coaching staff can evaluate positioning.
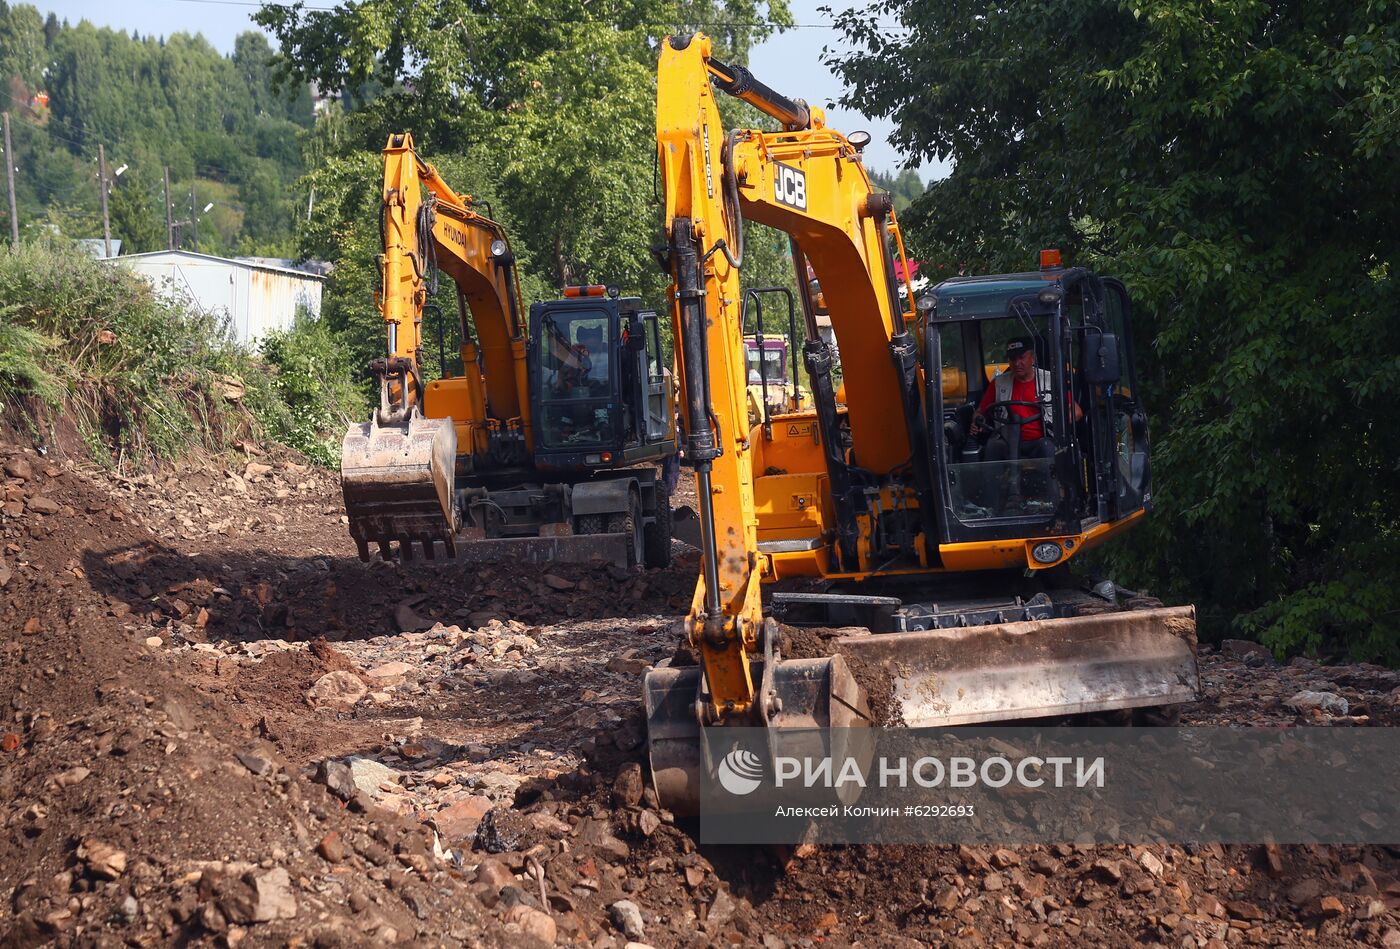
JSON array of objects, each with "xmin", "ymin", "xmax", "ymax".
[{"xmin": 970, "ymin": 337, "xmax": 1080, "ymax": 506}]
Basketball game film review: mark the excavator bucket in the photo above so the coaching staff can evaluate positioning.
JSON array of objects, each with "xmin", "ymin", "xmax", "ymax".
[
  {"xmin": 644, "ymin": 654, "xmax": 872, "ymax": 816},
  {"xmin": 644, "ymin": 607, "xmax": 1198, "ymax": 814},
  {"xmin": 834, "ymin": 605, "xmax": 1199, "ymax": 727},
  {"xmin": 341, "ymin": 413, "xmax": 458, "ymax": 561}
]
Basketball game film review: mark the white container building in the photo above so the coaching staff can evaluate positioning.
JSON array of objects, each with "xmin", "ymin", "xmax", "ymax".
[{"xmin": 111, "ymin": 250, "xmax": 325, "ymax": 346}]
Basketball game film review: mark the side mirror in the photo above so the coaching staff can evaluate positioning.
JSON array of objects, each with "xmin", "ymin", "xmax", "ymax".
[
  {"xmin": 1082, "ymin": 331, "xmax": 1121, "ymax": 384},
  {"xmin": 627, "ymin": 320, "xmax": 648, "ymax": 351}
]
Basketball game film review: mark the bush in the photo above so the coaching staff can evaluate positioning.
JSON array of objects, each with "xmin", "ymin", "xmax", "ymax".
[
  {"xmin": 0, "ymin": 311, "xmax": 62, "ymax": 410},
  {"xmin": 0, "ymin": 240, "xmax": 362, "ymax": 469},
  {"xmin": 257, "ymin": 311, "xmax": 366, "ymax": 466},
  {"xmin": 0, "ymin": 240, "xmax": 252, "ymax": 461}
]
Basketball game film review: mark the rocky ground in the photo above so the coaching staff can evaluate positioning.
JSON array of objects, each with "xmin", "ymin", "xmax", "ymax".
[{"xmin": 4, "ymin": 430, "xmax": 1400, "ymax": 947}]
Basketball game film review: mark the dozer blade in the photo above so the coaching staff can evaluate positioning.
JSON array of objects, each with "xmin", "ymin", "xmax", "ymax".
[
  {"xmin": 835, "ymin": 605, "xmax": 1199, "ymax": 727},
  {"xmin": 643, "ymin": 655, "xmax": 872, "ymax": 816},
  {"xmin": 341, "ymin": 414, "xmax": 458, "ymax": 562}
]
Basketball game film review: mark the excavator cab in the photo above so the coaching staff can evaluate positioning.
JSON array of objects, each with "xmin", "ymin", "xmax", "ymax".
[
  {"xmin": 925, "ymin": 260, "xmax": 1150, "ymax": 548},
  {"xmin": 529, "ymin": 288, "xmax": 675, "ymax": 469}
]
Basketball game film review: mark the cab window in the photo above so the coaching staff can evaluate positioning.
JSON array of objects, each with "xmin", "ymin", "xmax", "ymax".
[
  {"xmin": 537, "ymin": 310, "xmax": 614, "ymax": 448},
  {"xmin": 937, "ymin": 324, "xmax": 967, "ymax": 402},
  {"xmin": 539, "ymin": 311, "xmax": 611, "ymax": 396}
]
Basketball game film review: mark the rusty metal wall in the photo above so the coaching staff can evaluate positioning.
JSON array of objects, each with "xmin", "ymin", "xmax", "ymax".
[
  {"xmin": 114, "ymin": 252, "xmax": 323, "ymax": 347},
  {"xmin": 236, "ymin": 265, "xmax": 323, "ymax": 343}
]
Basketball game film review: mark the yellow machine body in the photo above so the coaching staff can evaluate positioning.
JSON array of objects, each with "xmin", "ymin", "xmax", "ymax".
[
  {"xmin": 341, "ymin": 133, "xmax": 531, "ymax": 561},
  {"xmin": 644, "ymin": 35, "xmax": 1199, "ymax": 814}
]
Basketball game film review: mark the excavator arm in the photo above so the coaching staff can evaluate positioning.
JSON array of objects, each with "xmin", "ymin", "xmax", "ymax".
[
  {"xmin": 646, "ymin": 34, "xmax": 896, "ymax": 808},
  {"xmin": 342, "ymin": 132, "xmax": 532, "ymax": 561},
  {"xmin": 654, "ymin": 33, "xmax": 922, "ymax": 719}
]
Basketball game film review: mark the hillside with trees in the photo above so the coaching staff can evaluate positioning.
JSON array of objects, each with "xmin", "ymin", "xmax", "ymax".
[
  {"xmin": 0, "ymin": 3, "xmax": 312, "ymax": 255},
  {"xmin": 869, "ymin": 167, "xmax": 925, "ymax": 213}
]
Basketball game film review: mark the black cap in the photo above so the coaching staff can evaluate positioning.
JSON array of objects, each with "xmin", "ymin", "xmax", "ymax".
[{"xmin": 1006, "ymin": 337, "xmax": 1033, "ymax": 358}]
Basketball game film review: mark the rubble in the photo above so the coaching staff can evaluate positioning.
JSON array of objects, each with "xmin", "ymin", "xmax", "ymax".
[
  {"xmin": 1285, "ymin": 690, "xmax": 1350, "ymax": 716},
  {"xmin": 4, "ymin": 435, "xmax": 1400, "ymax": 947},
  {"xmin": 610, "ymin": 899, "xmax": 647, "ymax": 941},
  {"xmin": 250, "ymin": 867, "xmax": 297, "ymax": 922},
  {"xmin": 306, "ymin": 670, "xmax": 368, "ymax": 707}
]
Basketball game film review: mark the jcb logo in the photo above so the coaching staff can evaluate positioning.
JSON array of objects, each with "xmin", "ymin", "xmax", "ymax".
[{"xmin": 773, "ymin": 163, "xmax": 807, "ymax": 211}]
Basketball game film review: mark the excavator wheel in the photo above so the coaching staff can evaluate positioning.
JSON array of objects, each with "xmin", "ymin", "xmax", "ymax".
[
  {"xmin": 643, "ymin": 486, "xmax": 673, "ymax": 569},
  {"xmin": 605, "ymin": 492, "xmax": 643, "ymax": 568}
]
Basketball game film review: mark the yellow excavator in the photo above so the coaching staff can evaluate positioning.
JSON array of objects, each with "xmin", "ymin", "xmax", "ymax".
[
  {"xmin": 342, "ymin": 134, "xmax": 677, "ymax": 568},
  {"xmin": 643, "ymin": 35, "xmax": 1200, "ymax": 812}
]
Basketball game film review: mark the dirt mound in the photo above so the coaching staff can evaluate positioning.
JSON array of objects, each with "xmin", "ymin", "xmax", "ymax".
[
  {"xmin": 6, "ymin": 432, "xmax": 1400, "ymax": 947},
  {"xmin": 0, "ymin": 441, "xmax": 504, "ymax": 946}
]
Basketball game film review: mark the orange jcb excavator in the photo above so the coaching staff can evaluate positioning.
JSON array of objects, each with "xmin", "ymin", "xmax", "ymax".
[
  {"xmin": 341, "ymin": 134, "xmax": 677, "ymax": 568},
  {"xmin": 643, "ymin": 35, "xmax": 1200, "ymax": 812}
]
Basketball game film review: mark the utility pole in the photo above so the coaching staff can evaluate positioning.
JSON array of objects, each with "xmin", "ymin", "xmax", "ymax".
[
  {"xmin": 98, "ymin": 144, "xmax": 112, "ymax": 258},
  {"xmin": 163, "ymin": 166, "xmax": 173, "ymax": 250},
  {"xmin": 3, "ymin": 113, "xmax": 17, "ymax": 246},
  {"xmin": 190, "ymin": 182, "xmax": 197, "ymax": 250}
]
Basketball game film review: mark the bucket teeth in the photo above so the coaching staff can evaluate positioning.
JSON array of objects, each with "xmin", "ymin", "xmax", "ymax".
[{"xmin": 341, "ymin": 414, "xmax": 458, "ymax": 563}]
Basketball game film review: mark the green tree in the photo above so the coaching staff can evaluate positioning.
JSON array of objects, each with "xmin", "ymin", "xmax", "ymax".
[
  {"xmin": 869, "ymin": 167, "xmax": 925, "ymax": 214},
  {"xmin": 830, "ymin": 0, "xmax": 1400, "ymax": 659},
  {"xmin": 0, "ymin": 2, "xmax": 45, "ymax": 88},
  {"xmin": 107, "ymin": 168, "xmax": 163, "ymax": 253}
]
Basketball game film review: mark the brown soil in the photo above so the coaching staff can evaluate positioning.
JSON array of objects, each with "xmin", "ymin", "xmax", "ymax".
[
  {"xmin": 778, "ymin": 623, "xmax": 902, "ymax": 725},
  {"xmin": 4, "ymin": 429, "xmax": 1400, "ymax": 947}
]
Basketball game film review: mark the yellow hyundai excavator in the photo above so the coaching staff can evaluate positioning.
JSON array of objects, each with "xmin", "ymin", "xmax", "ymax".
[
  {"xmin": 342, "ymin": 134, "xmax": 677, "ymax": 568},
  {"xmin": 643, "ymin": 35, "xmax": 1200, "ymax": 813}
]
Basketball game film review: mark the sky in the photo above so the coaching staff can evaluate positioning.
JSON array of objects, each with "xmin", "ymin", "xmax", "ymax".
[{"xmin": 36, "ymin": 0, "xmax": 948, "ymax": 181}]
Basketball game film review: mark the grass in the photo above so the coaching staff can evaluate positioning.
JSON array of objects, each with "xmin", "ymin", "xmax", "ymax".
[{"xmin": 0, "ymin": 239, "xmax": 364, "ymax": 469}]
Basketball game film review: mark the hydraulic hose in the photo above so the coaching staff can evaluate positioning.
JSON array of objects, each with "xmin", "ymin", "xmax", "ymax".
[{"xmin": 672, "ymin": 217, "xmax": 723, "ymax": 617}]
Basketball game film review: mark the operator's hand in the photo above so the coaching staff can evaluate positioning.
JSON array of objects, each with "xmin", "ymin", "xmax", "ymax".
[{"xmin": 970, "ymin": 413, "xmax": 986, "ymax": 436}]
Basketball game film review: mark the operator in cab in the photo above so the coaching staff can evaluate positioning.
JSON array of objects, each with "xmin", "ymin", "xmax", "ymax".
[
  {"xmin": 970, "ymin": 336, "xmax": 1082, "ymax": 469},
  {"xmin": 577, "ymin": 325, "xmax": 609, "ymax": 389}
]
